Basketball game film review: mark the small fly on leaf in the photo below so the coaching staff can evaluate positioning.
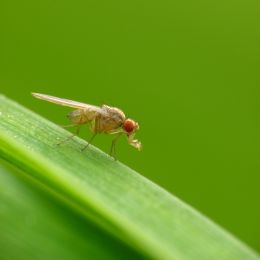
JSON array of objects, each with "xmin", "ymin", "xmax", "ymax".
[{"xmin": 32, "ymin": 93, "xmax": 141, "ymax": 159}]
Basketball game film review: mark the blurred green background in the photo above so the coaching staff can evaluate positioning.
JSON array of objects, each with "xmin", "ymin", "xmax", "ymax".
[{"xmin": 0, "ymin": 0, "xmax": 259, "ymax": 253}]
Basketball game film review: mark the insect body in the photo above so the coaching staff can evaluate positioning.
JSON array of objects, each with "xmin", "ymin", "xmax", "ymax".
[{"xmin": 32, "ymin": 93, "xmax": 141, "ymax": 158}]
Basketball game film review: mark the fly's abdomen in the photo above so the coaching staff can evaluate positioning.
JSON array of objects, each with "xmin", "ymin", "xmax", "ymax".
[
  {"xmin": 68, "ymin": 108, "xmax": 98, "ymax": 124},
  {"xmin": 67, "ymin": 109, "xmax": 90, "ymax": 124}
]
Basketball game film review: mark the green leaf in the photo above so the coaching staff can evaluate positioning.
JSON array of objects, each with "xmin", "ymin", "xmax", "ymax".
[
  {"xmin": 0, "ymin": 95, "xmax": 258, "ymax": 260},
  {"xmin": 0, "ymin": 159, "xmax": 145, "ymax": 260}
]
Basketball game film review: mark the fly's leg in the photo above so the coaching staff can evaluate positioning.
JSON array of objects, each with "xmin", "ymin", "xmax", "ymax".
[
  {"xmin": 81, "ymin": 132, "xmax": 97, "ymax": 151},
  {"xmin": 110, "ymin": 133, "xmax": 123, "ymax": 160},
  {"xmin": 59, "ymin": 124, "xmax": 77, "ymax": 128},
  {"xmin": 81, "ymin": 118, "xmax": 98, "ymax": 151},
  {"xmin": 107, "ymin": 128, "xmax": 124, "ymax": 159},
  {"xmin": 127, "ymin": 132, "xmax": 142, "ymax": 151},
  {"xmin": 57, "ymin": 125, "xmax": 81, "ymax": 146}
]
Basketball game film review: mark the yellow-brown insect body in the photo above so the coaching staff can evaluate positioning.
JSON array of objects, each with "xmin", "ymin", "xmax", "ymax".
[
  {"xmin": 31, "ymin": 92, "xmax": 142, "ymax": 157},
  {"xmin": 68, "ymin": 105, "xmax": 125, "ymax": 133},
  {"xmin": 94, "ymin": 105, "xmax": 125, "ymax": 133}
]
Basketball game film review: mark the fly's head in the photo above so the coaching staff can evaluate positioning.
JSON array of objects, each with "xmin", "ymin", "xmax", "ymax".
[
  {"xmin": 123, "ymin": 118, "xmax": 142, "ymax": 151},
  {"xmin": 123, "ymin": 118, "xmax": 139, "ymax": 133}
]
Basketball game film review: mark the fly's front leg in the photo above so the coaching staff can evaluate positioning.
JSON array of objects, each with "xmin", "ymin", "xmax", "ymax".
[{"xmin": 127, "ymin": 133, "xmax": 142, "ymax": 151}]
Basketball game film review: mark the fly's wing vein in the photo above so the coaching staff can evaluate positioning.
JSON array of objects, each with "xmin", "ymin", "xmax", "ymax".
[{"xmin": 32, "ymin": 93, "xmax": 104, "ymax": 114}]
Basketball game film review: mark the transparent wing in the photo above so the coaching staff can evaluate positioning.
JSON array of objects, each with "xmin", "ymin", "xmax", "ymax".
[{"xmin": 32, "ymin": 93, "xmax": 104, "ymax": 114}]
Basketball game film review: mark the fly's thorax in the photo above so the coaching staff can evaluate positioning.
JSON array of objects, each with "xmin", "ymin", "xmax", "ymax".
[
  {"xmin": 95, "ymin": 105, "xmax": 126, "ymax": 133},
  {"xmin": 101, "ymin": 105, "xmax": 126, "ymax": 121}
]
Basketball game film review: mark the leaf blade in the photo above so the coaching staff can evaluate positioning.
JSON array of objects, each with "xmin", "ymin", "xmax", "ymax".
[
  {"xmin": 0, "ymin": 95, "xmax": 258, "ymax": 260},
  {"xmin": 0, "ymin": 159, "xmax": 145, "ymax": 260}
]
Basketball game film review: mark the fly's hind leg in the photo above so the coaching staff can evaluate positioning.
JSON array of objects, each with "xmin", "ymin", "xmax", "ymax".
[
  {"xmin": 59, "ymin": 124, "xmax": 77, "ymax": 128},
  {"xmin": 57, "ymin": 125, "xmax": 81, "ymax": 146},
  {"xmin": 81, "ymin": 132, "xmax": 97, "ymax": 151}
]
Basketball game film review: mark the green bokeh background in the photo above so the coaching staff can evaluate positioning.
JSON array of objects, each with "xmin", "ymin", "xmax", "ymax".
[{"xmin": 0, "ymin": 0, "xmax": 259, "ymax": 253}]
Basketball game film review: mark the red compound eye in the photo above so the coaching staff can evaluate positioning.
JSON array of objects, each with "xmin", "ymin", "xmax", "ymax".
[{"xmin": 123, "ymin": 119, "xmax": 136, "ymax": 133}]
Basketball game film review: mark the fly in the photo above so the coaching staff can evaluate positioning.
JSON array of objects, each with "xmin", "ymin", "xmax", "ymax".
[{"xmin": 32, "ymin": 93, "xmax": 141, "ymax": 158}]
